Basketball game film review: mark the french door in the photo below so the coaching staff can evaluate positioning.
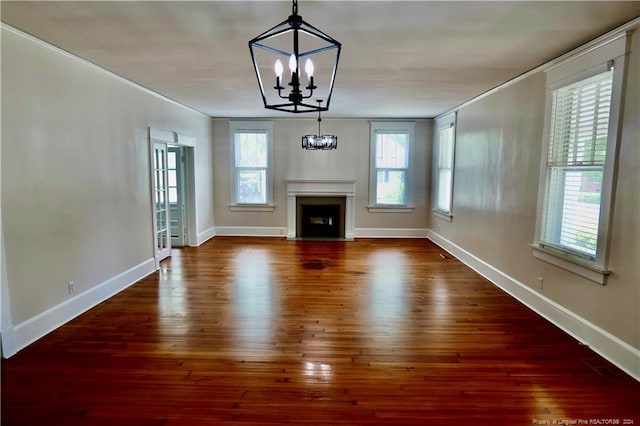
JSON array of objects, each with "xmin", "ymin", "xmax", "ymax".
[{"xmin": 152, "ymin": 142, "xmax": 171, "ymax": 265}]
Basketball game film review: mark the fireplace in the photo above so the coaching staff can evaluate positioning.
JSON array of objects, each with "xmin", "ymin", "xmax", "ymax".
[
  {"xmin": 297, "ymin": 197, "xmax": 346, "ymax": 238},
  {"xmin": 286, "ymin": 180, "xmax": 356, "ymax": 240}
]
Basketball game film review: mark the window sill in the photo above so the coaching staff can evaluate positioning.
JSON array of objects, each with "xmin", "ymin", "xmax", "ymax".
[
  {"xmin": 530, "ymin": 243, "xmax": 609, "ymax": 285},
  {"xmin": 433, "ymin": 210, "xmax": 453, "ymax": 222},
  {"xmin": 229, "ymin": 204, "xmax": 276, "ymax": 212},
  {"xmin": 367, "ymin": 206, "xmax": 414, "ymax": 213}
]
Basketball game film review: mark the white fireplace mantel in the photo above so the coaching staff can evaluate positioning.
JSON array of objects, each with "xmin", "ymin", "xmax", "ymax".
[{"xmin": 286, "ymin": 180, "xmax": 356, "ymax": 240}]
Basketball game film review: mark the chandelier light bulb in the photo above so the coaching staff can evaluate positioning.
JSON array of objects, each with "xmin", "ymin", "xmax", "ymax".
[
  {"xmin": 304, "ymin": 59, "xmax": 314, "ymax": 78},
  {"xmin": 274, "ymin": 59, "xmax": 284, "ymax": 78},
  {"xmin": 289, "ymin": 54, "xmax": 297, "ymax": 74}
]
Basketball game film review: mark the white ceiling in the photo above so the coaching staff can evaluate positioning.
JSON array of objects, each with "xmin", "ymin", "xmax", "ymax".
[{"xmin": 2, "ymin": 1, "xmax": 639, "ymax": 118}]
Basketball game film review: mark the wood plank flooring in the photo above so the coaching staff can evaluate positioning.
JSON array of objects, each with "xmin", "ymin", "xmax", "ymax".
[{"xmin": 2, "ymin": 237, "xmax": 639, "ymax": 425}]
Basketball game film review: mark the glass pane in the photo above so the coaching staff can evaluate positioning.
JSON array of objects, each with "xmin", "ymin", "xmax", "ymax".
[
  {"xmin": 237, "ymin": 169, "xmax": 267, "ymax": 204},
  {"xmin": 438, "ymin": 127, "xmax": 454, "ymax": 168},
  {"xmin": 154, "ymin": 149, "xmax": 161, "ymax": 170},
  {"xmin": 437, "ymin": 169, "xmax": 452, "ymax": 212},
  {"xmin": 235, "ymin": 132, "xmax": 267, "ymax": 168},
  {"xmin": 156, "ymin": 170, "xmax": 165, "ymax": 191},
  {"xmin": 376, "ymin": 170, "xmax": 406, "ymax": 205},
  {"xmin": 375, "ymin": 133, "xmax": 408, "ymax": 168},
  {"xmin": 168, "ymin": 170, "xmax": 177, "ymax": 188},
  {"xmin": 168, "ymin": 151, "xmax": 177, "ymax": 169},
  {"xmin": 169, "ymin": 188, "xmax": 178, "ymax": 203},
  {"xmin": 543, "ymin": 167, "xmax": 602, "ymax": 256},
  {"xmin": 157, "ymin": 232, "xmax": 166, "ymax": 250},
  {"xmin": 156, "ymin": 148, "xmax": 165, "ymax": 170},
  {"xmin": 559, "ymin": 169, "xmax": 601, "ymax": 256},
  {"xmin": 157, "ymin": 211, "xmax": 165, "ymax": 231}
]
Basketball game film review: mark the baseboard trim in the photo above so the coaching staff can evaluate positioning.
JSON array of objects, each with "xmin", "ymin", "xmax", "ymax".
[
  {"xmin": 212, "ymin": 227, "xmax": 429, "ymax": 239},
  {"xmin": 1, "ymin": 326, "xmax": 16, "ymax": 358},
  {"xmin": 8, "ymin": 258, "xmax": 156, "ymax": 357},
  {"xmin": 196, "ymin": 226, "xmax": 216, "ymax": 246},
  {"xmin": 355, "ymin": 228, "xmax": 428, "ymax": 238},
  {"xmin": 214, "ymin": 226, "xmax": 287, "ymax": 237},
  {"xmin": 426, "ymin": 229, "xmax": 640, "ymax": 381}
]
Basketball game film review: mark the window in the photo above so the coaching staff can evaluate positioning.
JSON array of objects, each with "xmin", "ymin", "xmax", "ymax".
[
  {"xmin": 230, "ymin": 121, "xmax": 273, "ymax": 207},
  {"xmin": 433, "ymin": 113, "xmax": 456, "ymax": 217},
  {"xmin": 541, "ymin": 71, "xmax": 612, "ymax": 257},
  {"xmin": 533, "ymin": 34, "xmax": 626, "ymax": 284},
  {"xmin": 369, "ymin": 122, "xmax": 415, "ymax": 209}
]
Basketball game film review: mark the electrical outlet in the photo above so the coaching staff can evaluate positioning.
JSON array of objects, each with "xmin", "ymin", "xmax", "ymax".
[
  {"xmin": 537, "ymin": 277, "xmax": 544, "ymax": 289},
  {"xmin": 68, "ymin": 281, "xmax": 75, "ymax": 295}
]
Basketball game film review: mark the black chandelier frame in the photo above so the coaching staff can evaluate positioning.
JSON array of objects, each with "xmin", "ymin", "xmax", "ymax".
[{"xmin": 248, "ymin": 0, "xmax": 341, "ymax": 114}]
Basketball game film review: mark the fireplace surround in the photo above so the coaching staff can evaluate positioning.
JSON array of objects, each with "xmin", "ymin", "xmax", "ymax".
[{"xmin": 286, "ymin": 180, "xmax": 355, "ymax": 240}]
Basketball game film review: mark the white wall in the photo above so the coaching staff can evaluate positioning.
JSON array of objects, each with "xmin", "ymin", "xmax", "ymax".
[
  {"xmin": 429, "ymin": 29, "xmax": 639, "ymax": 378},
  {"xmin": 0, "ymin": 26, "xmax": 214, "ymax": 354},
  {"xmin": 213, "ymin": 118, "xmax": 432, "ymax": 237}
]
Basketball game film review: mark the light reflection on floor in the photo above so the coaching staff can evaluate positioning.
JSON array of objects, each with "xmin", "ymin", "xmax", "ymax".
[
  {"xmin": 158, "ymin": 253, "xmax": 187, "ymax": 316},
  {"xmin": 157, "ymin": 260, "xmax": 189, "ymax": 339},
  {"xmin": 302, "ymin": 361, "xmax": 333, "ymax": 384},
  {"xmin": 530, "ymin": 383, "xmax": 568, "ymax": 421},
  {"xmin": 366, "ymin": 250, "xmax": 407, "ymax": 340},
  {"xmin": 233, "ymin": 248, "xmax": 275, "ymax": 348},
  {"xmin": 431, "ymin": 279, "xmax": 450, "ymax": 317}
]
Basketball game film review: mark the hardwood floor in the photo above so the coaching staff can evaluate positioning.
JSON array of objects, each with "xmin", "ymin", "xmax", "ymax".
[{"xmin": 2, "ymin": 237, "xmax": 639, "ymax": 425}]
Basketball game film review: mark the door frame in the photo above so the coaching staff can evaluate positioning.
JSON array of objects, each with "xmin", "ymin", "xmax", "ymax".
[
  {"xmin": 148, "ymin": 128, "xmax": 197, "ymax": 269},
  {"xmin": 174, "ymin": 133, "xmax": 197, "ymax": 248},
  {"xmin": 168, "ymin": 145, "xmax": 186, "ymax": 247}
]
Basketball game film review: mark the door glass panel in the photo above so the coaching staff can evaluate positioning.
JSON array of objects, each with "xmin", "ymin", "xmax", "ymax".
[
  {"xmin": 153, "ymin": 143, "xmax": 171, "ymax": 259},
  {"xmin": 168, "ymin": 170, "xmax": 177, "ymax": 188},
  {"xmin": 169, "ymin": 188, "xmax": 178, "ymax": 203}
]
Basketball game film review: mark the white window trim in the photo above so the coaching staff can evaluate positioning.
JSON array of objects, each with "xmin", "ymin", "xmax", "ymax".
[
  {"xmin": 368, "ymin": 121, "xmax": 416, "ymax": 210},
  {"xmin": 433, "ymin": 112, "xmax": 456, "ymax": 220},
  {"xmin": 532, "ymin": 33, "xmax": 627, "ymax": 285},
  {"xmin": 229, "ymin": 121, "xmax": 275, "ymax": 210},
  {"xmin": 433, "ymin": 210, "xmax": 454, "ymax": 222},
  {"xmin": 367, "ymin": 206, "xmax": 414, "ymax": 213}
]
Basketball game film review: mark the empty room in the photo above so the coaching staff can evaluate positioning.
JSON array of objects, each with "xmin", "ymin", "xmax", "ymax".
[{"xmin": 1, "ymin": 1, "xmax": 640, "ymax": 424}]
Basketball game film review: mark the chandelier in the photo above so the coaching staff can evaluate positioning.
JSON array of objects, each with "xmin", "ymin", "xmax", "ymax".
[
  {"xmin": 248, "ymin": 0, "xmax": 341, "ymax": 114},
  {"xmin": 302, "ymin": 100, "xmax": 337, "ymax": 150}
]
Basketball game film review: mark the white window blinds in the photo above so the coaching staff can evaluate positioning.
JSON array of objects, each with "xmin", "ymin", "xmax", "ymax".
[
  {"xmin": 436, "ymin": 124, "xmax": 454, "ymax": 213},
  {"xmin": 540, "ymin": 67, "xmax": 614, "ymax": 258}
]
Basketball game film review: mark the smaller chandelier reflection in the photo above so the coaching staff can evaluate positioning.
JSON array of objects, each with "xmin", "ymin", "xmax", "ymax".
[{"xmin": 302, "ymin": 100, "xmax": 337, "ymax": 150}]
